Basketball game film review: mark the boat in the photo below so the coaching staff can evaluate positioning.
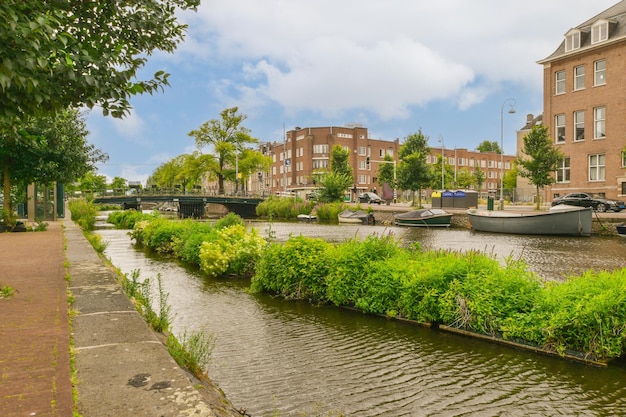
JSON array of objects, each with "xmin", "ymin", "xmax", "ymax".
[
  {"xmin": 297, "ymin": 213, "xmax": 317, "ymax": 222},
  {"xmin": 338, "ymin": 209, "xmax": 375, "ymax": 225},
  {"xmin": 616, "ymin": 223, "xmax": 626, "ymax": 236},
  {"xmin": 467, "ymin": 205, "xmax": 592, "ymax": 236},
  {"xmin": 393, "ymin": 208, "xmax": 452, "ymax": 227}
]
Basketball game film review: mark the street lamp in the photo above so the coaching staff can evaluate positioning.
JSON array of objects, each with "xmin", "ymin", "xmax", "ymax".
[
  {"xmin": 500, "ymin": 98, "xmax": 516, "ymax": 210},
  {"xmin": 438, "ymin": 136, "xmax": 445, "ymax": 190}
]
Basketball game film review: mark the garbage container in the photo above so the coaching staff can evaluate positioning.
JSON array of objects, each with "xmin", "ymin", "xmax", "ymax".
[
  {"xmin": 487, "ymin": 196, "xmax": 494, "ymax": 211},
  {"xmin": 442, "ymin": 191, "xmax": 454, "ymax": 208},
  {"xmin": 431, "ymin": 191, "xmax": 442, "ymax": 208}
]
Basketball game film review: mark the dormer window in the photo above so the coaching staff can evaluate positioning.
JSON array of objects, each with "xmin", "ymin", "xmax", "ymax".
[
  {"xmin": 591, "ymin": 20, "xmax": 609, "ymax": 44},
  {"xmin": 565, "ymin": 29, "xmax": 581, "ymax": 52}
]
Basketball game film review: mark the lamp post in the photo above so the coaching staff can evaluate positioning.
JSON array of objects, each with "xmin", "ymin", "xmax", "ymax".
[
  {"xmin": 438, "ymin": 136, "xmax": 445, "ymax": 190},
  {"xmin": 500, "ymin": 98, "xmax": 516, "ymax": 210}
]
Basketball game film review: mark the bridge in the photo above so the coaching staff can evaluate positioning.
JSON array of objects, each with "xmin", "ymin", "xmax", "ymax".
[{"xmin": 93, "ymin": 194, "xmax": 264, "ymax": 218}]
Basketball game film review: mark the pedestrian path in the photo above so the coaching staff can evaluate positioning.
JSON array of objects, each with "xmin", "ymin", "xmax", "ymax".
[{"xmin": 0, "ymin": 219, "xmax": 240, "ymax": 416}]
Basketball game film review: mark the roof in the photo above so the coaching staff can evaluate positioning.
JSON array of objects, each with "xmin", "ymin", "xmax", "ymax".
[{"xmin": 539, "ymin": 0, "xmax": 626, "ymax": 63}]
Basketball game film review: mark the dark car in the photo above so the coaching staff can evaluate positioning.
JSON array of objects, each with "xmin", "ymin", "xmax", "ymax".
[
  {"xmin": 358, "ymin": 192, "xmax": 383, "ymax": 204},
  {"xmin": 551, "ymin": 192, "xmax": 625, "ymax": 212}
]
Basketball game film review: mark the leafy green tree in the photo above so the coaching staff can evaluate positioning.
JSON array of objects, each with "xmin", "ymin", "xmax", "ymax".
[
  {"xmin": 188, "ymin": 107, "xmax": 257, "ymax": 194},
  {"xmin": 236, "ymin": 149, "xmax": 272, "ymax": 194},
  {"xmin": 455, "ymin": 168, "xmax": 474, "ymax": 189},
  {"xmin": 503, "ymin": 164, "xmax": 518, "ymax": 198},
  {"xmin": 430, "ymin": 155, "xmax": 455, "ymax": 190},
  {"xmin": 377, "ymin": 154, "xmax": 395, "ymax": 190},
  {"xmin": 74, "ymin": 172, "xmax": 108, "ymax": 194},
  {"xmin": 396, "ymin": 130, "xmax": 432, "ymax": 206},
  {"xmin": 110, "ymin": 177, "xmax": 127, "ymax": 191},
  {"xmin": 0, "ymin": 0, "xmax": 198, "ymax": 122},
  {"xmin": 330, "ymin": 145, "xmax": 352, "ymax": 178},
  {"xmin": 473, "ymin": 166, "xmax": 486, "ymax": 195},
  {"xmin": 1, "ymin": 109, "xmax": 107, "ymax": 220},
  {"xmin": 516, "ymin": 125, "xmax": 564, "ymax": 210},
  {"xmin": 317, "ymin": 145, "xmax": 353, "ymax": 202},
  {"xmin": 476, "ymin": 140, "xmax": 502, "ymax": 154}
]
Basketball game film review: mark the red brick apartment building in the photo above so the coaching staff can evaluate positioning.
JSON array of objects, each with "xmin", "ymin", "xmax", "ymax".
[
  {"xmin": 252, "ymin": 124, "xmax": 515, "ymax": 200},
  {"xmin": 537, "ymin": 0, "xmax": 626, "ymax": 201}
]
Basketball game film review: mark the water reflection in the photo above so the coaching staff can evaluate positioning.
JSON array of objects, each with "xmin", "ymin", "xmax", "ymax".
[{"xmin": 97, "ymin": 223, "xmax": 626, "ymax": 417}]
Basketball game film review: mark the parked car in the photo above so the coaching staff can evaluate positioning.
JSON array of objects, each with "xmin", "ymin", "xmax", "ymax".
[
  {"xmin": 358, "ymin": 192, "xmax": 383, "ymax": 204},
  {"xmin": 551, "ymin": 192, "xmax": 625, "ymax": 212}
]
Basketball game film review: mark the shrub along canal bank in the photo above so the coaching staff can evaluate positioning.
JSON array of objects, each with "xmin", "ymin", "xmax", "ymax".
[{"xmin": 104, "ymin": 207, "xmax": 626, "ymax": 366}]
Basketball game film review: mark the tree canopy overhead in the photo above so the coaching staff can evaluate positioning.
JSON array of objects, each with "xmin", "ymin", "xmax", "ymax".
[{"xmin": 0, "ymin": 0, "xmax": 199, "ymax": 122}]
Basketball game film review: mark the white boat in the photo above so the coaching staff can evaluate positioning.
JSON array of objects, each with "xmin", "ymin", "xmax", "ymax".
[
  {"xmin": 338, "ymin": 209, "xmax": 375, "ymax": 225},
  {"xmin": 297, "ymin": 213, "xmax": 317, "ymax": 222},
  {"xmin": 467, "ymin": 205, "xmax": 592, "ymax": 236}
]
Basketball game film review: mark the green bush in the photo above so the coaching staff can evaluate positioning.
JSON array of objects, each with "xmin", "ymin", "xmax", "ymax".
[
  {"xmin": 314, "ymin": 202, "xmax": 348, "ymax": 222},
  {"xmin": 68, "ymin": 198, "xmax": 98, "ymax": 230},
  {"xmin": 199, "ymin": 224, "xmax": 266, "ymax": 278},
  {"xmin": 107, "ymin": 210, "xmax": 157, "ymax": 229},
  {"xmin": 252, "ymin": 236, "xmax": 332, "ymax": 301},
  {"xmin": 256, "ymin": 196, "xmax": 316, "ymax": 219}
]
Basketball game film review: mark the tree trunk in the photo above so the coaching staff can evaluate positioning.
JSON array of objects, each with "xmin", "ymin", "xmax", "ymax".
[
  {"xmin": 3, "ymin": 162, "xmax": 14, "ymax": 225},
  {"xmin": 535, "ymin": 185, "xmax": 541, "ymax": 211}
]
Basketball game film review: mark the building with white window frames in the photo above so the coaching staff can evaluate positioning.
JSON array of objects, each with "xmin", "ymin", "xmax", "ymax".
[{"xmin": 537, "ymin": 0, "xmax": 626, "ymax": 200}]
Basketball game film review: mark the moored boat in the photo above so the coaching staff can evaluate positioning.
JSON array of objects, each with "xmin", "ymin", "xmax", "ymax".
[
  {"xmin": 297, "ymin": 213, "xmax": 317, "ymax": 222},
  {"xmin": 394, "ymin": 208, "xmax": 452, "ymax": 227},
  {"xmin": 467, "ymin": 205, "xmax": 592, "ymax": 236},
  {"xmin": 338, "ymin": 209, "xmax": 375, "ymax": 225}
]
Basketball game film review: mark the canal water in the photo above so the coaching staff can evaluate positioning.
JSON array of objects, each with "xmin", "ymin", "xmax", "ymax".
[{"xmin": 97, "ymin": 220, "xmax": 626, "ymax": 416}]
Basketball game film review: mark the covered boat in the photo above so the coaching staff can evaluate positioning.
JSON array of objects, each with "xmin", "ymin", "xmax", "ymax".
[
  {"xmin": 394, "ymin": 208, "xmax": 452, "ymax": 227},
  {"xmin": 338, "ymin": 209, "xmax": 375, "ymax": 225},
  {"xmin": 467, "ymin": 205, "xmax": 592, "ymax": 236}
]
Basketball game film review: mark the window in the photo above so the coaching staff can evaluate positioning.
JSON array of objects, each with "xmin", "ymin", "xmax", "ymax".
[
  {"xmin": 359, "ymin": 160, "xmax": 366, "ymax": 170},
  {"xmin": 574, "ymin": 66, "xmax": 585, "ymax": 90},
  {"xmin": 358, "ymin": 146, "xmax": 367, "ymax": 156},
  {"xmin": 574, "ymin": 111, "xmax": 585, "ymax": 141},
  {"xmin": 358, "ymin": 175, "xmax": 368, "ymax": 184},
  {"xmin": 313, "ymin": 144, "xmax": 329, "ymax": 154},
  {"xmin": 594, "ymin": 107, "xmax": 606, "ymax": 139},
  {"xmin": 556, "ymin": 157, "xmax": 570, "ymax": 183},
  {"xmin": 555, "ymin": 114, "xmax": 566, "ymax": 143},
  {"xmin": 622, "ymin": 151, "xmax": 626, "ymax": 168},
  {"xmin": 592, "ymin": 21, "xmax": 609, "ymax": 44},
  {"xmin": 312, "ymin": 159, "xmax": 329, "ymax": 169},
  {"xmin": 565, "ymin": 31, "xmax": 581, "ymax": 52},
  {"xmin": 488, "ymin": 160, "xmax": 495, "ymax": 168},
  {"xmin": 555, "ymin": 70, "xmax": 566, "ymax": 95},
  {"xmin": 379, "ymin": 149, "xmax": 384, "ymax": 157},
  {"xmin": 594, "ymin": 60, "xmax": 606, "ymax": 86},
  {"xmin": 589, "ymin": 154, "xmax": 605, "ymax": 181}
]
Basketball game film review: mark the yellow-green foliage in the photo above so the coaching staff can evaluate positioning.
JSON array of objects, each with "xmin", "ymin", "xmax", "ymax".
[{"xmin": 199, "ymin": 224, "xmax": 266, "ymax": 278}]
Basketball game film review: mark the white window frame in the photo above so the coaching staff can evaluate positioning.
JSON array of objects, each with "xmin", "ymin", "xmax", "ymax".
[
  {"xmin": 313, "ymin": 144, "xmax": 329, "ymax": 154},
  {"xmin": 565, "ymin": 31, "xmax": 581, "ymax": 52},
  {"xmin": 555, "ymin": 114, "xmax": 565, "ymax": 143},
  {"xmin": 574, "ymin": 65, "xmax": 585, "ymax": 90},
  {"xmin": 591, "ymin": 20, "xmax": 609, "ymax": 44},
  {"xmin": 589, "ymin": 154, "xmax": 605, "ymax": 181},
  {"xmin": 574, "ymin": 111, "xmax": 585, "ymax": 142},
  {"xmin": 555, "ymin": 70, "xmax": 566, "ymax": 95},
  {"xmin": 594, "ymin": 107, "xmax": 606, "ymax": 139},
  {"xmin": 556, "ymin": 157, "xmax": 570, "ymax": 183},
  {"xmin": 358, "ymin": 146, "xmax": 367, "ymax": 156},
  {"xmin": 594, "ymin": 60, "xmax": 606, "ymax": 86}
]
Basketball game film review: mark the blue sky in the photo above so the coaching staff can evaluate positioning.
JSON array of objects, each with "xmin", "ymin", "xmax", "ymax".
[{"xmin": 85, "ymin": 0, "xmax": 619, "ymax": 184}]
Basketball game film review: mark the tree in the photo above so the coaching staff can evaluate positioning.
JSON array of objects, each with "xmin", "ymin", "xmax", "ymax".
[
  {"xmin": 429, "ymin": 155, "xmax": 455, "ymax": 190},
  {"xmin": 317, "ymin": 145, "xmax": 353, "ymax": 203},
  {"xmin": 455, "ymin": 168, "xmax": 474, "ymax": 189},
  {"xmin": 188, "ymin": 107, "xmax": 257, "ymax": 195},
  {"xmin": 516, "ymin": 125, "xmax": 564, "ymax": 210},
  {"xmin": 109, "ymin": 177, "xmax": 127, "ymax": 191},
  {"xmin": 1, "ymin": 109, "xmax": 107, "ymax": 220},
  {"xmin": 72, "ymin": 172, "xmax": 108, "ymax": 194},
  {"xmin": 476, "ymin": 140, "xmax": 502, "ymax": 154},
  {"xmin": 377, "ymin": 154, "xmax": 395, "ymax": 194},
  {"xmin": 473, "ymin": 166, "xmax": 486, "ymax": 195},
  {"xmin": 330, "ymin": 145, "xmax": 353, "ymax": 178},
  {"xmin": 396, "ymin": 130, "xmax": 432, "ymax": 206},
  {"xmin": 0, "ymin": 0, "xmax": 199, "ymax": 122},
  {"xmin": 236, "ymin": 149, "xmax": 272, "ymax": 195}
]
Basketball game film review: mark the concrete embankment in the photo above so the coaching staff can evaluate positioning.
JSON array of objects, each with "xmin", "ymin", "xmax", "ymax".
[{"xmin": 65, "ymin": 218, "xmax": 243, "ymax": 417}]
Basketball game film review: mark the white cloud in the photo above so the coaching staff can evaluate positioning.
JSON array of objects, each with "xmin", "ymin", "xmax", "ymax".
[{"xmin": 181, "ymin": 0, "xmax": 616, "ymax": 119}]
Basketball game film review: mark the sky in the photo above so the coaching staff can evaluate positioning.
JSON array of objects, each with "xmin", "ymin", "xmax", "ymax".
[{"xmin": 85, "ymin": 0, "xmax": 620, "ymax": 184}]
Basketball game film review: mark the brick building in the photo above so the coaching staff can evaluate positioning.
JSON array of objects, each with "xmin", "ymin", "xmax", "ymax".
[
  {"xmin": 537, "ymin": 0, "xmax": 626, "ymax": 201},
  {"xmin": 250, "ymin": 124, "xmax": 515, "ymax": 201}
]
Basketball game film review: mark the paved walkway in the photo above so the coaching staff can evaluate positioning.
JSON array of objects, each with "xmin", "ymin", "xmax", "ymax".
[{"xmin": 0, "ymin": 219, "xmax": 240, "ymax": 417}]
